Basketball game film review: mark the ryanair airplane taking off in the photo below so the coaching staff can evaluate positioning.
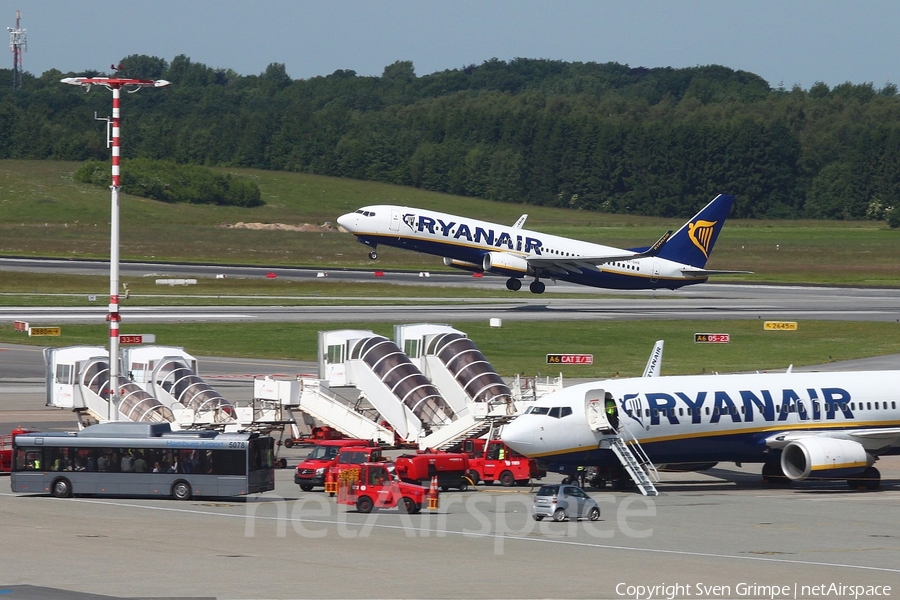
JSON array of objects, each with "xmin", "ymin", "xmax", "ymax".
[
  {"xmin": 501, "ymin": 369, "xmax": 900, "ymax": 490},
  {"xmin": 336, "ymin": 194, "xmax": 749, "ymax": 293}
]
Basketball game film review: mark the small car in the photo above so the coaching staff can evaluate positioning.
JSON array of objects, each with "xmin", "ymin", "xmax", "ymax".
[{"xmin": 532, "ymin": 483, "xmax": 601, "ymax": 521}]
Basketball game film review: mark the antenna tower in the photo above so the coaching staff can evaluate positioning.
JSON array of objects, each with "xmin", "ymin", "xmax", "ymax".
[{"xmin": 7, "ymin": 10, "xmax": 26, "ymax": 90}]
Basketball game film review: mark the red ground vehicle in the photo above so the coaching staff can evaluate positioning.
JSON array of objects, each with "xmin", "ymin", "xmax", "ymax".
[
  {"xmin": 463, "ymin": 438, "xmax": 546, "ymax": 487},
  {"xmin": 335, "ymin": 462, "xmax": 433, "ymax": 514},
  {"xmin": 326, "ymin": 445, "xmax": 387, "ymax": 483},
  {"xmin": 294, "ymin": 439, "xmax": 373, "ymax": 491},
  {"xmin": 283, "ymin": 426, "xmax": 345, "ymax": 448},
  {"xmin": 0, "ymin": 428, "xmax": 32, "ymax": 473},
  {"xmin": 395, "ymin": 450, "xmax": 469, "ymax": 491}
]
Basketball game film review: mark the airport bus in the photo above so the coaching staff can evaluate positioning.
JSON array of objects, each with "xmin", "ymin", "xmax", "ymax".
[{"xmin": 10, "ymin": 422, "xmax": 275, "ymax": 500}]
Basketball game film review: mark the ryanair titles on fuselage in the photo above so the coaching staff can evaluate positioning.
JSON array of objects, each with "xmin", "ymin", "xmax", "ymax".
[
  {"xmin": 621, "ymin": 385, "xmax": 855, "ymax": 429},
  {"xmin": 403, "ymin": 213, "xmax": 544, "ymax": 255}
]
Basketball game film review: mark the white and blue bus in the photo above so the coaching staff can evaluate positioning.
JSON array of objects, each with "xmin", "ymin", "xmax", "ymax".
[{"xmin": 11, "ymin": 422, "xmax": 275, "ymax": 500}]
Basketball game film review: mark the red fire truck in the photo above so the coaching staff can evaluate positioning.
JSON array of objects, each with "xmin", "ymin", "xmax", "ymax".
[
  {"xmin": 394, "ymin": 450, "xmax": 469, "ymax": 491},
  {"xmin": 462, "ymin": 438, "xmax": 546, "ymax": 486},
  {"xmin": 335, "ymin": 462, "xmax": 435, "ymax": 514}
]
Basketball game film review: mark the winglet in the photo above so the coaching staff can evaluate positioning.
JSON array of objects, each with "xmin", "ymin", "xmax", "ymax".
[{"xmin": 513, "ymin": 214, "xmax": 528, "ymax": 229}]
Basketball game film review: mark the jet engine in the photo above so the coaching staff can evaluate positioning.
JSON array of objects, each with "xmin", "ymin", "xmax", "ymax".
[
  {"xmin": 442, "ymin": 257, "xmax": 483, "ymax": 273},
  {"xmin": 482, "ymin": 252, "xmax": 532, "ymax": 277},
  {"xmin": 780, "ymin": 437, "xmax": 872, "ymax": 481}
]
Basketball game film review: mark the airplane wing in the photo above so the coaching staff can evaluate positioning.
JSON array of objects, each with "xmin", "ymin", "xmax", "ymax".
[
  {"xmin": 527, "ymin": 230, "xmax": 672, "ymax": 273},
  {"xmin": 681, "ymin": 268, "xmax": 754, "ymax": 277},
  {"xmin": 764, "ymin": 428, "xmax": 900, "ymax": 453}
]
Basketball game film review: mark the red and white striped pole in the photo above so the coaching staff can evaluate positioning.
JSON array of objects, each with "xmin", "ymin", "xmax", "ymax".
[{"xmin": 62, "ymin": 76, "xmax": 170, "ymax": 420}]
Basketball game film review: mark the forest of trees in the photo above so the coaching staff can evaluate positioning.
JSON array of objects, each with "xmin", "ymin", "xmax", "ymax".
[{"xmin": 2, "ymin": 54, "xmax": 900, "ymax": 221}]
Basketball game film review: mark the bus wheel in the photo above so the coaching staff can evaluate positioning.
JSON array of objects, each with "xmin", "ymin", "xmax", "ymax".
[
  {"xmin": 172, "ymin": 481, "xmax": 193, "ymax": 501},
  {"xmin": 356, "ymin": 496, "xmax": 374, "ymax": 513},
  {"xmin": 52, "ymin": 478, "xmax": 71, "ymax": 498}
]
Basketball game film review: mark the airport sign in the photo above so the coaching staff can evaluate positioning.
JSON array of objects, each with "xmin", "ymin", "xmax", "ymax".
[
  {"xmin": 694, "ymin": 333, "xmax": 730, "ymax": 343},
  {"xmin": 547, "ymin": 354, "xmax": 593, "ymax": 365},
  {"xmin": 29, "ymin": 326, "xmax": 61, "ymax": 337},
  {"xmin": 119, "ymin": 334, "xmax": 156, "ymax": 344},
  {"xmin": 764, "ymin": 321, "xmax": 798, "ymax": 331}
]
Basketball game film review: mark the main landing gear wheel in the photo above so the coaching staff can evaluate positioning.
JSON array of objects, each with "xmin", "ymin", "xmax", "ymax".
[
  {"xmin": 506, "ymin": 278, "xmax": 522, "ymax": 291},
  {"xmin": 368, "ymin": 250, "xmax": 378, "ymax": 260},
  {"xmin": 761, "ymin": 462, "xmax": 791, "ymax": 486},
  {"xmin": 529, "ymin": 280, "xmax": 546, "ymax": 294}
]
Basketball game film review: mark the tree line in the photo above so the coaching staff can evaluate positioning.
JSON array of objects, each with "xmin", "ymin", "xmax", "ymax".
[{"xmin": 2, "ymin": 54, "xmax": 900, "ymax": 222}]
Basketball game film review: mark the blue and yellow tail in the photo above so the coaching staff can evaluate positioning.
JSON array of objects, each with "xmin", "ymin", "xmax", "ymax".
[{"xmin": 654, "ymin": 194, "xmax": 735, "ymax": 268}]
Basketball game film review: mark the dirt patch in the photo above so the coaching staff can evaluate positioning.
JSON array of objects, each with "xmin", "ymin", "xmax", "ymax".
[{"xmin": 220, "ymin": 222, "xmax": 337, "ymax": 232}]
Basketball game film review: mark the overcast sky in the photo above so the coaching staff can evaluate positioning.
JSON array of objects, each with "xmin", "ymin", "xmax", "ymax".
[{"xmin": 6, "ymin": 0, "xmax": 900, "ymax": 90}]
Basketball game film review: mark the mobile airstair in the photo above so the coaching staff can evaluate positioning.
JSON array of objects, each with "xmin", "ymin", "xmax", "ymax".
[
  {"xmin": 122, "ymin": 346, "xmax": 237, "ymax": 428},
  {"xmin": 585, "ymin": 388, "xmax": 659, "ymax": 496},
  {"xmin": 45, "ymin": 346, "xmax": 175, "ymax": 428},
  {"xmin": 253, "ymin": 376, "xmax": 396, "ymax": 445}
]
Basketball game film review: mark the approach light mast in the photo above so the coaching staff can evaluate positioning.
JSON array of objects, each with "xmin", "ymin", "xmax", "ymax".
[{"xmin": 61, "ymin": 73, "xmax": 170, "ymax": 420}]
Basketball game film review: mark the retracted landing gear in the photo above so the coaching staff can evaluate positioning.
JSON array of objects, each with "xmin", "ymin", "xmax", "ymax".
[
  {"xmin": 529, "ymin": 279, "xmax": 545, "ymax": 294},
  {"xmin": 506, "ymin": 278, "xmax": 522, "ymax": 291}
]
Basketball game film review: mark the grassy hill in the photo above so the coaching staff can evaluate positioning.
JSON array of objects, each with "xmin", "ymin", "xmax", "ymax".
[{"xmin": 0, "ymin": 160, "xmax": 898, "ymax": 286}]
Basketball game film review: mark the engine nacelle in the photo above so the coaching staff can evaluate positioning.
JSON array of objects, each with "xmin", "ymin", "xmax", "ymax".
[
  {"xmin": 482, "ymin": 252, "xmax": 532, "ymax": 277},
  {"xmin": 442, "ymin": 257, "xmax": 482, "ymax": 273},
  {"xmin": 780, "ymin": 437, "xmax": 872, "ymax": 481}
]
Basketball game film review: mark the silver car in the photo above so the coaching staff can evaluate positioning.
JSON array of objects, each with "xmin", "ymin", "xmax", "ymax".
[{"xmin": 532, "ymin": 484, "xmax": 601, "ymax": 521}]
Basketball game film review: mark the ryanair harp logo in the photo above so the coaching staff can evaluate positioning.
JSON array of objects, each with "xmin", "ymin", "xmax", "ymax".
[{"xmin": 688, "ymin": 219, "xmax": 716, "ymax": 258}]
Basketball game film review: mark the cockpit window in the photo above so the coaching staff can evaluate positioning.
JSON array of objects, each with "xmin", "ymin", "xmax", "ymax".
[
  {"xmin": 560, "ymin": 406, "xmax": 572, "ymax": 418},
  {"xmin": 354, "ymin": 210, "xmax": 376, "ymax": 217},
  {"xmin": 549, "ymin": 407, "xmax": 560, "ymax": 418},
  {"xmin": 531, "ymin": 407, "xmax": 550, "ymax": 415}
]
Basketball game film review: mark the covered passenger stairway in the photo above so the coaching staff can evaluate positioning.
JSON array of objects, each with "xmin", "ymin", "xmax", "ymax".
[
  {"xmin": 585, "ymin": 388, "xmax": 659, "ymax": 496},
  {"xmin": 122, "ymin": 346, "xmax": 237, "ymax": 428},
  {"xmin": 396, "ymin": 324, "xmax": 517, "ymax": 417},
  {"xmin": 45, "ymin": 346, "xmax": 175, "ymax": 428}
]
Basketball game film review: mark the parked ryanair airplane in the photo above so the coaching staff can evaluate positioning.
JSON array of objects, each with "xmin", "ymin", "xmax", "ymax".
[
  {"xmin": 501, "ymin": 370, "xmax": 900, "ymax": 490},
  {"xmin": 336, "ymin": 194, "xmax": 749, "ymax": 294}
]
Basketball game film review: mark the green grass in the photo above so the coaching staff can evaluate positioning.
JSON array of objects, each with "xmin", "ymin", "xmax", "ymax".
[
  {"xmin": 3, "ymin": 320, "xmax": 898, "ymax": 378},
  {"xmin": 1, "ymin": 160, "xmax": 899, "ymax": 286}
]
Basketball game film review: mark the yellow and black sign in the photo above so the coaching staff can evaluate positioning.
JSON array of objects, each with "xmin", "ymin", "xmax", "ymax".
[
  {"xmin": 29, "ymin": 326, "xmax": 61, "ymax": 337},
  {"xmin": 764, "ymin": 321, "xmax": 798, "ymax": 331},
  {"xmin": 546, "ymin": 354, "xmax": 593, "ymax": 365}
]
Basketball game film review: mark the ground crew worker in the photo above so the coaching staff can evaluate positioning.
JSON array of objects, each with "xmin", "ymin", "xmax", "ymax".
[{"xmin": 605, "ymin": 397, "xmax": 619, "ymax": 430}]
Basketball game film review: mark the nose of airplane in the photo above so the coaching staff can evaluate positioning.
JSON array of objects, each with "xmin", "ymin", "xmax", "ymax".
[
  {"xmin": 501, "ymin": 418, "xmax": 534, "ymax": 455},
  {"xmin": 336, "ymin": 212, "xmax": 355, "ymax": 232}
]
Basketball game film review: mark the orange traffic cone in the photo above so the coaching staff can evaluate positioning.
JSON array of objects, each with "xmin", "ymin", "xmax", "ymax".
[
  {"xmin": 428, "ymin": 474, "xmax": 439, "ymax": 510},
  {"xmin": 324, "ymin": 467, "xmax": 337, "ymax": 496}
]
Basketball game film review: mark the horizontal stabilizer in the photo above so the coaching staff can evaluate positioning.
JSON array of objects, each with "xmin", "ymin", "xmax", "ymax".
[{"xmin": 680, "ymin": 268, "xmax": 754, "ymax": 277}]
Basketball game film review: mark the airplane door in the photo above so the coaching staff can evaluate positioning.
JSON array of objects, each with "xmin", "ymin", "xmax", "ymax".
[
  {"xmin": 389, "ymin": 209, "xmax": 401, "ymax": 232},
  {"xmin": 651, "ymin": 262, "xmax": 660, "ymax": 283},
  {"xmin": 585, "ymin": 390, "xmax": 611, "ymax": 431}
]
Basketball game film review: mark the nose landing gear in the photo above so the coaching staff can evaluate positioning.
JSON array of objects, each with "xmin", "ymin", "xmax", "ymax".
[{"xmin": 368, "ymin": 250, "xmax": 378, "ymax": 260}]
